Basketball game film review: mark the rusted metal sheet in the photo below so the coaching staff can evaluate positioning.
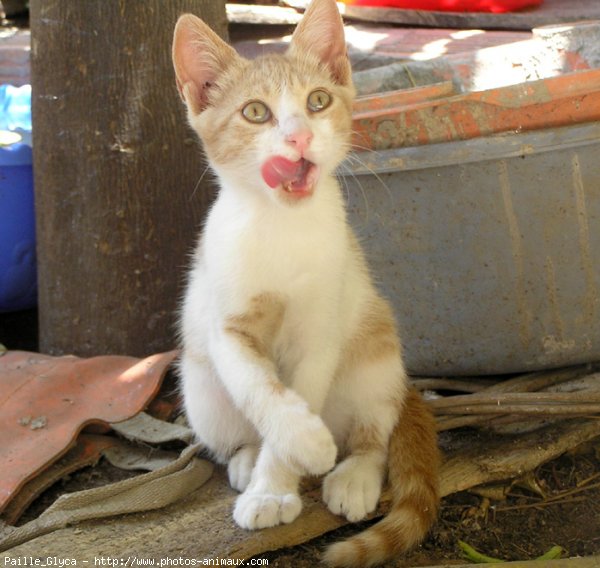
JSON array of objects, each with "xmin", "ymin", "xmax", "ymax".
[
  {"xmin": 353, "ymin": 81, "xmax": 455, "ymax": 114},
  {"xmin": 352, "ymin": 68, "xmax": 600, "ymax": 151}
]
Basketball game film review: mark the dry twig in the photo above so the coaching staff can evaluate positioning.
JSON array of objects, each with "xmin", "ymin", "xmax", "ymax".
[{"xmin": 427, "ymin": 364, "xmax": 600, "ymax": 431}]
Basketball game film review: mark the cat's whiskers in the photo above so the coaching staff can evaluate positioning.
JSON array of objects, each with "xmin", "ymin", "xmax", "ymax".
[
  {"xmin": 348, "ymin": 127, "xmax": 382, "ymax": 155},
  {"xmin": 345, "ymin": 149, "xmax": 394, "ymax": 204},
  {"xmin": 348, "ymin": 132, "xmax": 388, "ymax": 164},
  {"xmin": 348, "ymin": 141, "xmax": 382, "ymax": 156},
  {"xmin": 190, "ymin": 162, "xmax": 213, "ymax": 201},
  {"xmin": 336, "ymin": 162, "xmax": 352, "ymax": 206},
  {"xmin": 336, "ymin": 157, "xmax": 371, "ymax": 223},
  {"xmin": 337, "ymin": 139, "xmax": 374, "ymax": 220},
  {"xmin": 347, "ymin": 135, "xmax": 393, "ymax": 201}
]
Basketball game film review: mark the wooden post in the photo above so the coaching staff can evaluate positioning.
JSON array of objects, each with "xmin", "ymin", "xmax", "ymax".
[{"xmin": 30, "ymin": 1, "xmax": 226, "ymax": 357}]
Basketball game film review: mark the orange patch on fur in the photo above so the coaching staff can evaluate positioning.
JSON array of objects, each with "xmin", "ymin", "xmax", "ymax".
[
  {"xmin": 389, "ymin": 389, "xmax": 440, "ymax": 501},
  {"xmin": 347, "ymin": 422, "xmax": 387, "ymax": 455},
  {"xmin": 267, "ymin": 376, "xmax": 286, "ymax": 395},
  {"xmin": 343, "ymin": 296, "xmax": 400, "ymax": 366},
  {"xmin": 224, "ymin": 293, "xmax": 286, "ymax": 362},
  {"xmin": 387, "ymin": 387, "xmax": 441, "ymax": 535}
]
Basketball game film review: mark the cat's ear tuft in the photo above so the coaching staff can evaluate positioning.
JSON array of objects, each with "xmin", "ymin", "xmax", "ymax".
[
  {"xmin": 289, "ymin": 0, "xmax": 351, "ymax": 86},
  {"xmin": 172, "ymin": 14, "xmax": 239, "ymax": 114}
]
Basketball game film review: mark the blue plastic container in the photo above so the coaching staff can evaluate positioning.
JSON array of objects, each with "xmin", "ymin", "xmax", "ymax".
[
  {"xmin": 0, "ymin": 83, "xmax": 36, "ymax": 312},
  {"xmin": 0, "ymin": 85, "xmax": 32, "ymax": 131}
]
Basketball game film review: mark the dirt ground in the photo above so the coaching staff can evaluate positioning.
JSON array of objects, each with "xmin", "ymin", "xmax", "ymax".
[
  {"xmin": 3, "ymin": 309, "xmax": 600, "ymax": 565},
  {"xmin": 12, "ymin": 428, "xmax": 600, "ymax": 566},
  {"xmin": 262, "ymin": 441, "xmax": 600, "ymax": 566}
]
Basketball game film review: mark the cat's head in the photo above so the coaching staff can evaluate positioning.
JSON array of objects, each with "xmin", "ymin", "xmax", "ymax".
[{"xmin": 172, "ymin": 0, "xmax": 354, "ymax": 205}]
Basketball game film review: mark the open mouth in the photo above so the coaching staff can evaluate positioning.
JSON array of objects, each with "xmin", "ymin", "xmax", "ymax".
[{"xmin": 261, "ymin": 156, "xmax": 319, "ymax": 198}]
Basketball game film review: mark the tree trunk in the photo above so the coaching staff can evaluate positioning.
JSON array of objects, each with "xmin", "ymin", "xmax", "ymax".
[{"xmin": 30, "ymin": 0, "xmax": 226, "ymax": 357}]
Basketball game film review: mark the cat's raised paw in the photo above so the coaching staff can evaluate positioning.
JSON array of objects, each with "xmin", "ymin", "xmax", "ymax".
[
  {"xmin": 228, "ymin": 445, "xmax": 259, "ymax": 492},
  {"xmin": 273, "ymin": 410, "xmax": 337, "ymax": 476},
  {"xmin": 323, "ymin": 456, "xmax": 383, "ymax": 522},
  {"xmin": 233, "ymin": 491, "xmax": 302, "ymax": 530}
]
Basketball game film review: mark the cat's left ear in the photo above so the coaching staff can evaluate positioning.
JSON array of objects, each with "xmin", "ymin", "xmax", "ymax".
[
  {"xmin": 172, "ymin": 14, "xmax": 240, "ymax": 115},
  {"xmin": 289, "ymin": 0, "xmax": 351, "ymax": 86}
]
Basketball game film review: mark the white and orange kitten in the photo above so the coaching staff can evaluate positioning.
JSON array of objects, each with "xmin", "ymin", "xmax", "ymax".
[{"xmin": 172, "ymin": 0, "xmax": 440, "ymax": 565}]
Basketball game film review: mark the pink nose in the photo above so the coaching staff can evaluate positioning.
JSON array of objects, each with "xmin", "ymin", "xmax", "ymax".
[{"xmin": 285, "ymin": 128, "xmax": 313, "ymax": 153}]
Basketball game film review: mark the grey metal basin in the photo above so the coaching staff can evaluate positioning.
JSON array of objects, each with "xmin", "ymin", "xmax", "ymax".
[{"xmin": 342, "ymin": 121, "xmax": 600, "ymax": 375}]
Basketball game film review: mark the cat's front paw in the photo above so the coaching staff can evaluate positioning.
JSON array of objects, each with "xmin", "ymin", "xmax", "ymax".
[
  {"xmin": 270, "ymin": 408, "xmax": 337, "ymax": 476},
  {"xmin": 233, "ymin": 490, "xmax": 302, "ymax": 529},
  {"xmin": 323, "ymin": 456, "xmax": 383, "ymax": 522}
]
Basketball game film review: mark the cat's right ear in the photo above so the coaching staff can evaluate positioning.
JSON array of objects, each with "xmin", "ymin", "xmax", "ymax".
[{"xmin": 172, "ymin": 14, "xmax": 239, "ymax": 115}]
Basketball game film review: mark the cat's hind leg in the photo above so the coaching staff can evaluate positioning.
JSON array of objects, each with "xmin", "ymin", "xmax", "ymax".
[
  {"xmin": 179, "ymin": 352, "xmax": 260, "ymax": 492},
  {"xmin": 323, "ymin": 356, "xmax": 405, "ymax": 522},
  {"xmin": 228, "ymin": 444, "xmax": 260, "ymax": 492},
  {"xmin": 322, "ymin": 298, "xmax": 407, "ymax": 522}
]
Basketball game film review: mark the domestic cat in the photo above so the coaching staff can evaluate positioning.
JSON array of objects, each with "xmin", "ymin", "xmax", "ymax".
[{"xmin": 172, "ymin": 0, "xmax": 440, "ymax": 565}]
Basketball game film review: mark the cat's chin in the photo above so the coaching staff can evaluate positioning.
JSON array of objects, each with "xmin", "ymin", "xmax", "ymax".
[
  {"xmin": 279, "ymin": 165, "xmax": 319, "ymax": 201},
  {"xmin": 262, "ymin": 156, "xmax": 319, "ymax": 202}
]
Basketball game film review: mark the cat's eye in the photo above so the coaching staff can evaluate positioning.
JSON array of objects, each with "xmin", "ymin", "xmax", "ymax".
[
  {"xmin": 241, "ymin": 100, "xmax": 271, "ymax": 123},
  {"xmin": 307, "ymin": 89, "xmax": 332, "ymax": 113}
]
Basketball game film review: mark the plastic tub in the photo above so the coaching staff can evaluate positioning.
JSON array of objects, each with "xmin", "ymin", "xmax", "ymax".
[
  {"xmin": 0, "ymin": 134, "xmax": 36, "ymax": 312},
  {"xmin": 343, "ymin": 121, "xmax": 600, "ymax": 375}
]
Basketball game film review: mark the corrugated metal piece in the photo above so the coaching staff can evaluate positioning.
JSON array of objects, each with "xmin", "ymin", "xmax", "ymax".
[{"xmin": 352, "ymin": 68, "xmax": 600, "ymax": 150}]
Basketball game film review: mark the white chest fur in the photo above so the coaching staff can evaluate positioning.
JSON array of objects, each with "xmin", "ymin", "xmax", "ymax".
[{"xmin": 202, "ymin": 175, "xmax": 350, "ymax": 312}]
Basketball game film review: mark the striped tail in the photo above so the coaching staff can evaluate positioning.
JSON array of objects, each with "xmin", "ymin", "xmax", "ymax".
[{"xmin": 324, "ymin": 388, "xmax": 441, "ymax": 568}]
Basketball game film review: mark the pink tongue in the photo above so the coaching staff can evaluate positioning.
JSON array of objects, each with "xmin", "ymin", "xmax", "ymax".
[{"xmin": 261, "ymin": 156, "xmax": 304, "ymax": 189}]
